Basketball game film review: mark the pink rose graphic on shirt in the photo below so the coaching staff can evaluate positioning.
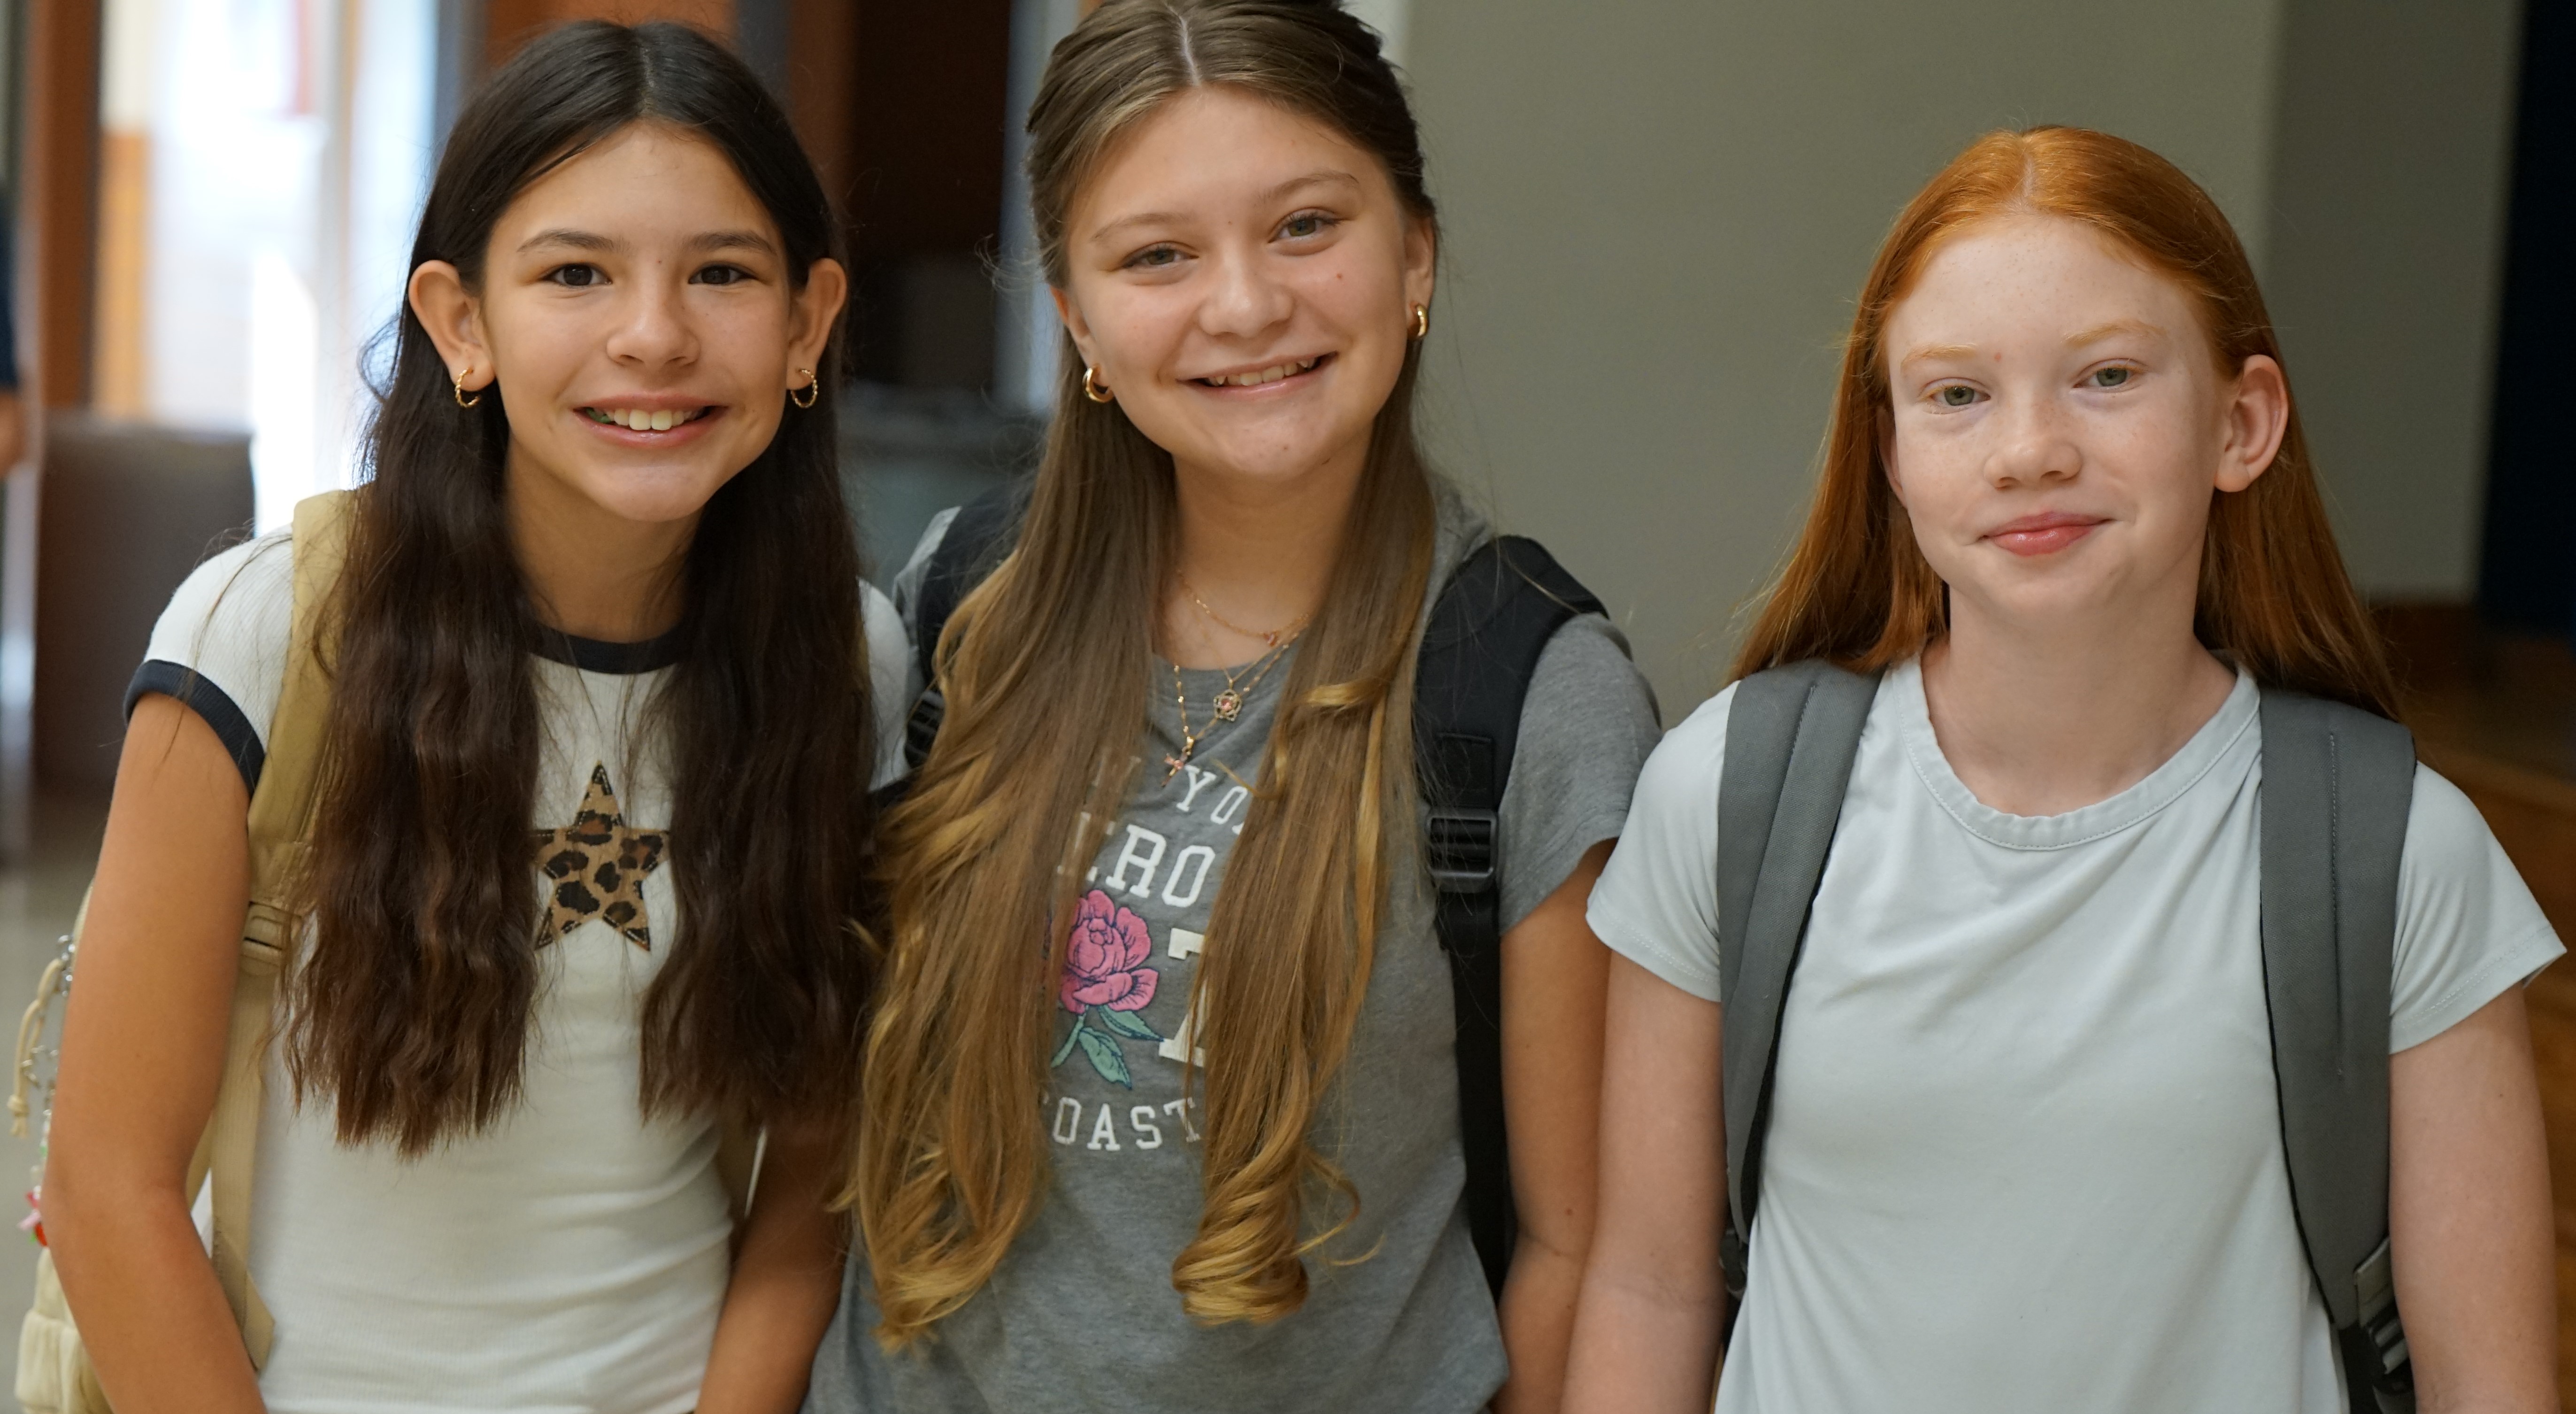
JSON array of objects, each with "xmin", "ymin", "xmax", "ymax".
[{"xmin": 1052, "ymin": 890, "xmax": 1164, "ymax": 1088}]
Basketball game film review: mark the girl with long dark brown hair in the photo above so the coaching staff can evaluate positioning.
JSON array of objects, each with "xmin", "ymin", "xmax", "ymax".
[
  {"xmin": 811, "ymin": 3, "xmax": 1660, "ymax": 1411},
  {"xmin": 39, "ymin": 23, "xmax": 899, "ymax": 1413},
  {"xmin": 1566, "ymin": 127, "xmax": 2560, "ymax": 1413}
]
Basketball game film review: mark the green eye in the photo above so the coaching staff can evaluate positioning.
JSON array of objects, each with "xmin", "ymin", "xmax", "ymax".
[
  {"xmin": 2093, "ymin": 366, "xmax": 2133, "ymax": 387},
  {"xmin": 1279, "ymin": 211, "xmax": 1336, "ymax": 240},
  {"xmin": 1937, "ymin": 384, "xmax": 1979, "ymax": 408}
]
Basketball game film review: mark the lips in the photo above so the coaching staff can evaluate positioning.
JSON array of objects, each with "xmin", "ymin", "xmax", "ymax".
[{"xmin": 1985, "ymin": 511, "xmax": 2107, "ymax": 557}]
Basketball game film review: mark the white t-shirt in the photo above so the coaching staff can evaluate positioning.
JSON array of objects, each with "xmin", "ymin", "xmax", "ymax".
[
  {"xmin": 133, "ymin": 534, "xmax": 912, "ymax": 1414},
  {"xmin": 1586, "ymin": 657, "xmax": 2561, "ymax": 1414}
]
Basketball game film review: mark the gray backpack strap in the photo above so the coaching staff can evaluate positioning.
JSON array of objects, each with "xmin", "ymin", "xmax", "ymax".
[
  {"xmin": 2258, "ymin": 689, "xmax": 2417, "ymax": 1414},
  {"xmin": 1715, "ymin": 660, "xmax": 1880, "ymax": 1308}
]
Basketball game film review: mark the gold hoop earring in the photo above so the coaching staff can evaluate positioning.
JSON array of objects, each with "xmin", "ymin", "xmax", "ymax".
[
  {"xmin": 790, "ymin": 369, "xmax": 820, "ymax": 410},
  {"xmin": 1409, "ymin": 304, "xmax": 1430, "ymax": 340},
  {"xmin": 453, "ymin": 372, "xmax": 482, "ymax": 409},
  {"xmin": 1083, "ymin": 364, "xmax": 1115, "ymax": 404}
]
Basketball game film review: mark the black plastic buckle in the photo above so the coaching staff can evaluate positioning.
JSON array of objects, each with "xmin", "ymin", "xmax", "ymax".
[
  {"xmin": 2348, "ymin": 1238, "xmax": 2415, "ymax": 1413},
  {"xmin": 1424, "ymin": 806, "xmax": 1499, "ymax": 893}
]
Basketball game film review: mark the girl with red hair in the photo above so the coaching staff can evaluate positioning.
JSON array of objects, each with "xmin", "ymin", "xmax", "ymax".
[{"xmin": 1565, "ymin": 127, "xmax": 2560, "ymax": 1413}]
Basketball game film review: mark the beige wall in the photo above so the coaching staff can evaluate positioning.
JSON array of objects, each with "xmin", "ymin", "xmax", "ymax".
[
  {"xmin": 2262, "ymin": 0, "xmax": 2522, "ymax": 603},
  {"xmin": 1403, "ymin": 0, "xmax": 2519, "ymax": 713}
]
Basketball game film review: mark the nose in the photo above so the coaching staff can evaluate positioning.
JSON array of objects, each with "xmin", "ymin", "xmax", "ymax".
[
  {"xmin": 603, "ymin": 266, "xmax": 698, "ymax": 371},
  {"xmin": 1985, "ymin": 391, "xmax": 2081, "ymax": 488},
  {"xmin": 1196, "ymin": 245, "xmax": 1294, "ymax": 344}
]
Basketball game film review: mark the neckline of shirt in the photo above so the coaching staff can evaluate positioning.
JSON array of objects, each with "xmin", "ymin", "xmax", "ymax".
[
  {"xmin": 1890, "ymin": 655, "xmax": 2259, "ymax": 851},
  {"xmin": 533, "ymin": 627, "xmax": 685, "ymax": 675}
]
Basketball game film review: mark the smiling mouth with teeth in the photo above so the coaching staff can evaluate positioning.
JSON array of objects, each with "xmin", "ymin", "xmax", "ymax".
[
  {"xmin": 1196, "ymin": 355, "xmax": 1324, "ymax": 389},
  {"xmin": 583, "ymin": 406, "xmax": 712, "ymax": 432}
]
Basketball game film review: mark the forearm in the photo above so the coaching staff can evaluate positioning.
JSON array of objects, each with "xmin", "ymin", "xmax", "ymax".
[
  {"xmin": 1493, "ymin": 1236, "xmax": 1588, "ymax": 1414},
  {"xmin": 1561, "ymin": 1275, "xmax": 1722, "ymax": 1414},
  {"xmin": 46, "ymin": 1181, "xmax": 264, "ymax": 1413},
  {"xmin": 697, "ymin": 1242, "xmax": 843, "ymax": 1414},
  {"xmin": 696, "ymin": 1123, "xmax": 849, "ymax": 1414}
]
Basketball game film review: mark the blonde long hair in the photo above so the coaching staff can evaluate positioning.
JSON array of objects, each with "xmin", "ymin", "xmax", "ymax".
[
  {"xmin": 852, "ymin": 0, "xmax": 1442, "ymax": 1344},
  {"xmin": 1735, "ymin": 127, "xmax": 2399, "ymax": 718}
]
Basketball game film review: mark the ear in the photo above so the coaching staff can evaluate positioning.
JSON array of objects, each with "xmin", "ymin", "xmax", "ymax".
[
  {"xmin": 1051, "ymin": 285, "xmax": 1104, "ymax": 374},
  {"xmin": 2215, "ymin": 353, "xmax": 2289, "ymax": 494},
  {"xmin": 787, "ymin": 258, "xmax": 851, "ymax": 387},
  {"xmin": 408, "ymin": 260, "xmax": 491, "ymax": 393},
  {"xmin": 1401, "ymin": 213, "xmax": 1437, "ymax": 315}
]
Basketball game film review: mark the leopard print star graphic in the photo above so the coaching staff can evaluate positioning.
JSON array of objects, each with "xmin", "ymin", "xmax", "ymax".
[{"xmin": 533, "ymin": 763, "xmax": 668, "ymax": 950}]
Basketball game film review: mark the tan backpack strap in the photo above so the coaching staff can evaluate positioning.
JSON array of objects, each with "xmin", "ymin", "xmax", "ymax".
[
  {"xmin": 8, "ymin": 890, "xmax": 85, "ymax": 1142},
  {"xmin": 202, "ymin": 489, "xmax": 354, "ymax": 1369}
]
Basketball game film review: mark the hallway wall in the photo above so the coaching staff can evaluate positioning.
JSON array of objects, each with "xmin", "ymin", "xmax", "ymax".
[
  {"xmin": 2262, "ymin": 0, "xmax": 2522, "ymax": 604},
  {"xmin": 1401, "ymin": 0, "xmax": 2519, "ymax": 710}
]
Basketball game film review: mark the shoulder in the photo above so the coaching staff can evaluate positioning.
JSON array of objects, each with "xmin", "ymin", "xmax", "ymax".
[
  {"xmin": 1522, "ymin": 614, "xmax": 1661, "ymax": 745},
  {"xmin": 133, "ymin": 533, "xmax": 297, "ymax": 792},
  {"xmin": 147, "ymin": 533, "xmax": 295, "ymax": 663},
  {"xmin": 1633, "ymin": 679, "xmax": 1738, "ymax": 802}
]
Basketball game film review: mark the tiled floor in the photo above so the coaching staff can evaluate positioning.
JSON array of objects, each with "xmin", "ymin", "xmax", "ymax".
[{"xmin": 0, "ymin": 791, "xmax": 110, "ymax": 1413}]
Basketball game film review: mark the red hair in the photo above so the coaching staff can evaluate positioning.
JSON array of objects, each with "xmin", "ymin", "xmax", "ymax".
[{"xmin": 1732, "ymin": 126, "xmax": 2399, "ymax": 718}]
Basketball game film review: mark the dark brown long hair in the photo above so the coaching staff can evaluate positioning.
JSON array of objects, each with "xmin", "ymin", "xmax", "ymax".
[
  {"xmin": 1734, "ymin": 126, "xmax": 2399, "ymax": 718},
  {"xmin": 854, "ymin": 0, "xmax": 1438, "ymax": 1342},
  {"xmin": 289, "ymin": 21, "xmax": 878, "ymax": 1153}
]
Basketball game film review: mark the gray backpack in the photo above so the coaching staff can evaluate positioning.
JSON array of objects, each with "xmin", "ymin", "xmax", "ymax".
[{"xmin": 1716, "ymin": 659, "xmax": 2417, "ymax": 1414}]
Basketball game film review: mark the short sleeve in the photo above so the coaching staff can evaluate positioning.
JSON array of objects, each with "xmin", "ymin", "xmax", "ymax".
[
  {"xmin": 1494, "ymin": 615, "xmax": 1663, "ymax": 930},
  {"xmin": 2387, "ymin": 764, "xmax": 2564, "ymax": 1052},
  {"xmin": 127, "ymin": 535, "xmax": 295, "ymax": 792},
  {"xmin": 1585, "ymin": 683, "xmax": 1735, "ymax": 1003},
  {"xmin": 861, "ymin": 581, "xmax": 917, "ymax": 790}
]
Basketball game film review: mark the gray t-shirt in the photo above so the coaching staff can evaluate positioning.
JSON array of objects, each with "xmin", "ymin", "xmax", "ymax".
[{"xmin": 807, "ymin": 488, "xmax": 1661, "ymax": 1414}]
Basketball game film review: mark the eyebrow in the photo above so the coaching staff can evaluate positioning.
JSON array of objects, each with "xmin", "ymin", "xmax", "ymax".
[
  {"xmin": 2066, "ymin": 318, "xmax": 2163, "ymax": 347},
  {"xmin": 1897, "ymin": 342, "xmax": 1979, "ymax": 370},
  {"xmin": 514, "ymin": 229, "xmax": 779, "ymax": 257},
  {"xmin": 518, "ymin": 228, "xmax": 618, "ymax": 254},
  {"xmin": 1085, "ymin": 169, "xmax": 1365, "ymax": 245},
  {"xmin": 689, "ymin": 229, "xmax": 779, "ymax": 256}
]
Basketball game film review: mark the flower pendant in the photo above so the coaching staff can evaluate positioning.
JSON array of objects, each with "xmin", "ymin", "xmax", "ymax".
[{"xmin": 1213, "ymin": 688, "xmax": 1243, "ymax": 722}]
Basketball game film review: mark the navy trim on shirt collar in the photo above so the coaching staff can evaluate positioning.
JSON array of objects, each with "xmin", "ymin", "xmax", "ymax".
[{"xmin": 532, "ymin": 627, "xmax": 684, "ymax": 674}]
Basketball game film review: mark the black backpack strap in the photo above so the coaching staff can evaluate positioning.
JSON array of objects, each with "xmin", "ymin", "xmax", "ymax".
[
  {"xmin": 1413, "ymin": 534, "xmax": 1605, "ymax": 1296},
  {"xmin": 904, "ymin": 478, "xmax": 1035, "ymax": 772},
  {"xmin": 2257, "ymin": 690, "xmax": 2417, "ymax": 1414},
  {"xmin": 1713, "ymin": 660, "xmax": 1879, "ymax": 1322}
]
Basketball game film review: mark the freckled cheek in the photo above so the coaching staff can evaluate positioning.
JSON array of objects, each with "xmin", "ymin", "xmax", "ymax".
[{"xmin": 1890, "ymin": 448, "xmax": 1994, "ymax": 546}]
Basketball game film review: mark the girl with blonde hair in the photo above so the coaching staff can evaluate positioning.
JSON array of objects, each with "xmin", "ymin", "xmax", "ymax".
[{"xmin": 813, "ymin": 2, "xmax": 1661, "ymax": 1410}]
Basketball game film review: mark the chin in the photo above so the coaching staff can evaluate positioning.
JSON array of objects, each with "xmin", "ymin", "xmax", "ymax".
[{"xmin": 576, "ymin": 468, "xmax": 738, "ymax": 526}]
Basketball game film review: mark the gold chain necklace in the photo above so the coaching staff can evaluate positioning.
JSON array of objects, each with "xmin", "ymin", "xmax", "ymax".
[
  {"xmin": 1177, "ymin": 572, "xmax": 1312, "ymax": 649},
  {"xmin": 1163, "ymin": 636, "xmax": 1299, "ymax": 782}
]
